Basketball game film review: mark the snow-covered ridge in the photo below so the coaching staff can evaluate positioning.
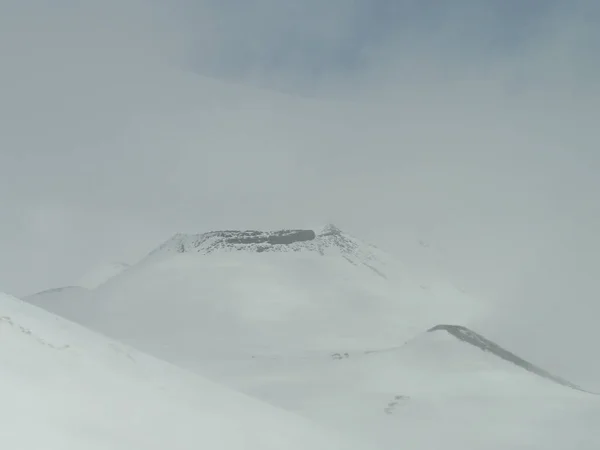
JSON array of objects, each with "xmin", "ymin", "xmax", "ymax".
[
  {"xmin": 147, "ymin": 224, "xmax": 391, "ymax": 278},
  {"xmin": 354, "ymin": 324, "xmax": 598, "ymax": 396},
  {"xmin": 426, "ymin": 325, "xmax": 597, "ymax": 394},
  {"xmin": 24, "ymin": 262, "xmax": 130, "ymax": 299}
]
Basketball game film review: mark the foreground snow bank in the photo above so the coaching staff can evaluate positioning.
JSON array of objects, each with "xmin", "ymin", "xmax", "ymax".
[{"xmin": 0, "ymin": 292, "xmax": 363, "ymax": 450}]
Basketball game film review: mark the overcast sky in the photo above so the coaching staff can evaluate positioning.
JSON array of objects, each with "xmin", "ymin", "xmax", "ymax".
[{"xmin": 1, "ymin": 1, "xmax": 599, "ymax": 384}]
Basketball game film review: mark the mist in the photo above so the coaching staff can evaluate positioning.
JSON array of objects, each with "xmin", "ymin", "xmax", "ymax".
[{"xmin": 0, "ymin": 0, "xmax": 599, "ymax": 386}]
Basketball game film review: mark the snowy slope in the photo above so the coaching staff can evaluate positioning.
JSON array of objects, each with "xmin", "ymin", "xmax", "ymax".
[
  {"xmin": 76, "ymin": 262, "xmax": 130, "ymax": 289},
  {"xmin": 0, "ymin": 291, "xmax": 364, "ymax": 450},
  {"xmin": 23, "ymin": 225, "xmax": 483, "ymax": 362},
  {"xmin": 25, "ymin": 262, "xmax": 130, "ymax": 305},
  {"xmin": 15, "ymin": 223, "xmax": 600, "ymax": 449},
  {"xmin": 25, "ymin": 285, "xmax": 91, "ymax": 311},
  {"xmin": 196, "ymin": 325, "xmax": 600, "ymax": 450},
  {"xmin": 426, "ymin": 324, "xmax": 594, "ymax": 393}
]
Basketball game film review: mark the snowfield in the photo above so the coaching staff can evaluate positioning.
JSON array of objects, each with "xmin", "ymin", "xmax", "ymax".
[
  {"xmin": 195, "ymin": 326, "xmax": 600, "ymax": 450},
  {"xmin": 0, "ymin": 291, "xmax": 364, "ymax": 450},
  {"xmin": 25, "ymin": 225, "xmax": 482, "ymax": 360},
  {"xmin": 19, "ymin": 226, "xmax": 600, "ymax": 449}
]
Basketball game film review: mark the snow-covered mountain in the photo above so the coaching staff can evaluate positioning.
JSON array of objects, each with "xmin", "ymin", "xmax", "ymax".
[
  {"xmin": 17, "ymin": 225, "xmax": 600, "ymax": 449},
  {"xmin": 25, "ymin": 262, "xmax": 130, "ymax": 307},
  {"xmin": 199, "ymin": 324, "xmax": 599, "ymax": 449},
  {"xmin": 0, "ymin": 291, "xmax": 363, "ymax": 450},
  {"xmin": 147, "ymin": 225, "xmax": 393, "ymax": 278},
  {"xmin": 425, "ymin": 324, "xmax": 595, "ymax": 393},
  {"xmin": 23, "ymin": 225, "xmax": 483, "ymax": 361}
]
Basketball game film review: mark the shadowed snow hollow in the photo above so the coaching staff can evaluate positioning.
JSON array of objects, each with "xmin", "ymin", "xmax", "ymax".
[
  {"xmin": 0, "ymin": 291, "xmax": 364, "ymax": 450},
  {"xmin": 22, "ymin": 225, "xmax": 483, "ymax": 363}
]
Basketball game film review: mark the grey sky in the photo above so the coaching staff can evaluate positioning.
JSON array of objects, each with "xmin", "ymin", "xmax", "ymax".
[
  {"xmin": 1, "ymin": 1, "xmax": 599, "ymax": 384},
  {"xmin": 178, "ymin": 0, "xmax": 567, "ymax": 89}
]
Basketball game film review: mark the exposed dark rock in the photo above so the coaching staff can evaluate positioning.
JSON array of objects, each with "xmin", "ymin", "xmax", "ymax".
[
  {"xmin": 147, "ymin": 224, "xmax": 390, "ymax": 277},
  {"xmin": 268, "ymin": 230, "xmax": 316, "ymax": 245},
  {"xmin": 428, "ymin": 324, "xmax": 598, "ymax": 395},
  {"xmin": 218, "ymin": 229, "xmax": 316, "ymax": 245}
]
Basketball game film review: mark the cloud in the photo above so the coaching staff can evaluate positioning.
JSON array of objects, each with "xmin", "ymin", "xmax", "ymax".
[{"xmin": 0, "ymin": 0, "xmax": 188, "ymax": 292}]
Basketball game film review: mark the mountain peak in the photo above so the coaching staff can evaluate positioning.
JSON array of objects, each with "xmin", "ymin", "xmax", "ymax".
[
  {"xmin": 146, "ymin": 224, "xmax": 390, "ymax": 278},
  {"xmin": 318, "ymin": 223, "xmax": 343, "ymax": 236}
]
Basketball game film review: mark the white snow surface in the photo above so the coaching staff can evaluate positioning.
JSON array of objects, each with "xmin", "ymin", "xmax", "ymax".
[
  {"xmin": 17, "ymin": 226, "xmax": 600, "ymax": 449},
  {"xmin": 24, "ymin": 262, "xmax": 130, "ymax": 304},
  {"xmin": 196, "ymin": 329, "xmax": 600, "ymax": 450},
  {"xmin": 25, "ymin": 285, "xmax": 89, "ymax": 306},
  {"xmin": 23, "ymin": 226, "xmax": 483, "ymax": 361},
  {"xmin": 0, "ymin": 291, "xmax": 364, "ymax": 450},
  {"xmin": 76, "ymin": 262, "xmax": 130, "ymax": 289}
]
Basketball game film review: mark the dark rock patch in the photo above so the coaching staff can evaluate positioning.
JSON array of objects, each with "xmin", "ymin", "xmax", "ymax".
[{"xmin": 218, "ymin": 229, "xmax": 316, "ymax": 246}]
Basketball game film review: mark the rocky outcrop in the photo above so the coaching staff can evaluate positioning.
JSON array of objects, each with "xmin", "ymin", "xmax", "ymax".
[{"xmin": 221, "ymin": 229, "xmax": 316, "ymax": 245}]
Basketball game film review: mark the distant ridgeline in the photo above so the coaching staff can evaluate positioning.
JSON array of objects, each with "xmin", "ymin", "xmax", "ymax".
[{"xmin": 428, "ymin": 325, "xmax": 598, "ymax": 395}]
